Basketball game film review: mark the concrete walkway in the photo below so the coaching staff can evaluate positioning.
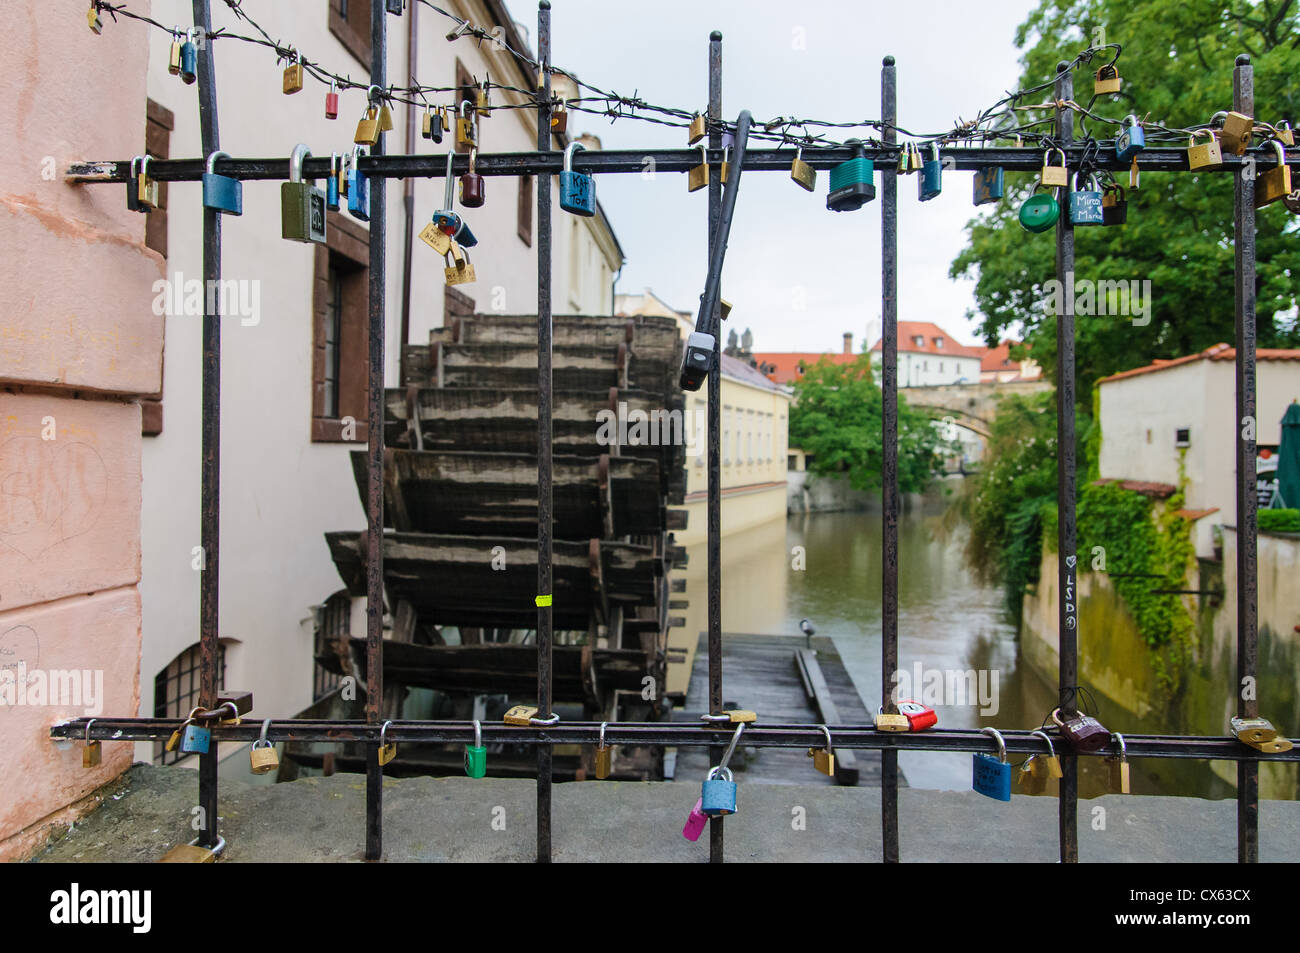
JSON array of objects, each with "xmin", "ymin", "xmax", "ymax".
[{"xmin": 34, "ymin": 765, "xmax": 1300, "ymax": 862}]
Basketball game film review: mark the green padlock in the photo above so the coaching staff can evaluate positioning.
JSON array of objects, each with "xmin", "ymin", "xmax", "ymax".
[
  {"xmin": 1019, "ymin": 187, "xmax": 1060, "ymax": 234},
  {"xmin": 464, "ymin": 718, "xmax": 487, "ymax": 778},
  {"xmin": 281, "ymin": 143, "xmax": 327, "ymax": 244}
]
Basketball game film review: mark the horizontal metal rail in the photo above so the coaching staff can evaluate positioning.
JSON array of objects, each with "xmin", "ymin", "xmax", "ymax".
[
  {"xmin": 65, "ymin": 144, "xmax": 1298, "ymax": 183},
  {"xmin": 50, "ymin": 719, "xmax": 1300, "ymax": 761}
]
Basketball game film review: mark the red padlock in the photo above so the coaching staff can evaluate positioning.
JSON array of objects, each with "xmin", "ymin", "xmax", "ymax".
[
  {"xmin": 325, "ymin": 80, "xmax": 339, "ymax": 120},
  {"xmin": 897, "ymin": 700, "xmax": 937, "ymax": 731},
  {"xmin": 459, "ymin": 147, "xmax": 485, "ymax": 208}
]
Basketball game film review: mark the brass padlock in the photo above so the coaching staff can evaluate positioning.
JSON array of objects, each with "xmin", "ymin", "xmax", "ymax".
[
  {"xmin": 444, "ymin": 243, "xmax": 476, "ymax": 286},
  {"xmin": 137, "ymin": 154, "xmax": 161, "ymax": 210},
  {"xmin": 1276, "ymin": 121, "xmax": 1295, "ymax": 147},
  {"xmin": 88, "ymin": 3, "xmax": 103, "ymax": 33},
  {"xmin": 504, "ymin": 705, "xmax": 539, "ymax": 726},
  {"xmin": 1094, "ymin": 63, "xmax": 1121, "ymax": 95},
  {"xmin": 249, "ymin": 719, "xmax": 278, "ymax": 775},
  {"xmin": 377, "ymin": 720, "xmax": 397, "ymax": 766},
  {"xmin": 687, "ymin": 144, "xmax": 709, "ymax": 192},
  {"xmin": 355, "ymin": 105, "xmax": 381, "ymax": 146},
  {"xmin": 1041, "ymin": 148, "xmax": 1068, "ymax": 188},
  {"xmin": 594, "ymin": 722, "xmax": 612, "ymax": 779},
  {"xmin": 1245, "ymin": 737, "xmax": 1294, "ymax": 754},
  {"xmin": 1231, "ymin": 715, "xmax": 1278, "ymax": 744},
  {"xmin": 1020, "ymin": 757, "xmax": 1048, "ymax": 794},
  {"xmin": 476, "ymin": 80, "xmax": 490, "ymax": 117},
  {"xmin": 456, "ymin": 101, "xmax": 476, "ymax": 148},
  {"xmin": 1218, "ymin": 111, "xmax": 1254, "ymax": 155},
  {"xmin": 1255, "ymin": 140, "xmax": 1292, "ymax": 208},
  {"xmin": 550, "ymin": 99, "xmax": 568, "ymax": 134},
  {"xmin": 283, "ymin": 52, "xmax": 304, "ymax": 94},
  {"xmin": 168, "ymin": 30, "xmax": 183, "ymax": 75},
  {"xmin": 688, "ymin": 112, "xmax": 706, "ymax": 145},
  {"xmin": 1187, "ymin": 129, "xmax": 1223, "ymax": 170},
  {"xmin": 790, "ymin": 145, "xmax": 816, "ymax": 192},
  {"xmin": 82, "ymin": 720, "xmax": 102, "ymax": 768},
  {"xmin": 378, "ymin": 102, "xmax": 395, "ymax": 133},
  {"xmin": 1031, "ymin": 729, "xmax": 1064, "ymax": 778},
  {"xmin": 875, "ymin": 707, "xmax": 910, "ymax": 732},
  {"xmin": 419, "ymin": 221, "xmax": 452, "ymax": 255},
  {"xmin": 722, "ymin": 709, "xmax": 757, "ymax": 724},
  {"xmin": 808, "ymin": 726, "xmax": 835, "ymax": 776},
  {"xmin": 1106, "ymin": 733, "xmax": 1131, "ymax": 794}
]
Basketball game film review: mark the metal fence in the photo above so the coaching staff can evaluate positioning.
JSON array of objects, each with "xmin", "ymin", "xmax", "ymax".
[{"xmin": 54, "ymin": 0, "xmax": 1300, "ymax": 864}]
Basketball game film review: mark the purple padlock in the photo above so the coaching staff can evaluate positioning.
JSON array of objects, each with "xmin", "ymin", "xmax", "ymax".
[{"xmin": 682, "ymin": 797, "xmax": 708, "ymax": 841}]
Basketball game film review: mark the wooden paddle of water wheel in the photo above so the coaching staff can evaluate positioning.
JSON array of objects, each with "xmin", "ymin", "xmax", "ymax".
[{"xmin": 310, "ymin": 312, "xmax": 688, "ymax": 780}]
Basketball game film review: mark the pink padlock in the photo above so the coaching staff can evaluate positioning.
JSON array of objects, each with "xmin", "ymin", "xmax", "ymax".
[{"xmin": 682, "ymin": 797, "xmax": 708, "ymax": 841}]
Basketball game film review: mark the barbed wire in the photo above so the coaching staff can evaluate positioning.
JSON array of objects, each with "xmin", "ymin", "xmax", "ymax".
[{"xmin": 87, "ymin": 1, "xmax": 1286, "ymax": 155}]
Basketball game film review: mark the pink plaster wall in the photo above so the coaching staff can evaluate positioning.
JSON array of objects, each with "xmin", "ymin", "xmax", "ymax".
[{"xmin": 0, "ymin": 1, "xmax": 157, "ymax": 860}]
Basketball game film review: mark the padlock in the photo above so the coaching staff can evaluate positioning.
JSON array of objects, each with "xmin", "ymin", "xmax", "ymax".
[
  {"xmin": 1101, "ymin": 182, "xmax": 1127, "ymax": 226},
  {"xmin": 430, "ymin": 150, "xmax": 477, "ymax": 248},
  {"xmin": 826, "ymin": 139, "xmax": 875, "ymax": 212},
  {"xmin": 807, "ymin": 725, "xmax": 835, "ymax": 776},
  {"xmin": 1018, "ymin": 757, "xmax": 1046, "ymax": 794},
  {"xmin": 972, "ymin": 727, "xmax": 1011, "ymax": 801},
  {"xmin": 201, "ymin": 150, "xmax": 242, "ymax": 215},
  {"xmin": 897, "ymin": 700, "xmax": 937, "ymax": 731},
  {"xmin": 687, "ymin": 144, "xmax": 709, "ymax": 193},
  {"xmin": 475, "ymin": 79, "xmax": 490, "ymax": 117},
  {"xmin": 720, "ymin": 146, "xmax": 731, "ymax": 185},
  {"xmin": 82, "ymin": 720, "xmax": 102, "ymax": 768},
  {"xmin": 88, "ymin": 3, "xmax": 103, "ymax": 33},
  {"xmin": 1106, "ymin": 732, "xmax": 1131, "ymax": 794},
  {"xmin": 377, "ymin": 102, "xmax": 395, "ymax": 133},
  {"xmin": 688, "ymin": 112, "xmax": 706, "ymax": 145},
  {"xmin": 126, "ymin": 156, "xmax": 143, "ymax": 213},
  {"xmin": 1030, "ymin": 728, "xmax": 1063, "ymax": 779},
  {"xmin": 1255, "ymin": 140, "xmax": 1292, "ymax": 208},
  {"xmin": 1129, "ymin": 157, "xmax": 1140, "ymax": 189},
  {"xmin": 1217, "ymin": 110, "xmax": 1254, "ymax": 156},
  {"xmin": 594, "ymin": 721, "xmax": 612, "ymax": 779},
  {"xmin": 378, "ymin": 720, "xmax": 397, "ymax": 766},
  {"xmin": 973, "ymin": 166, "xmax": 1003, "ymax": 206},
  {"xmin": 679, "ymin": 330, "xmax": 715, "ymax": 391},
  {"xmin": 465, "ymin": 719, "xmax": 487, "ymax": 778},
  {"xmin": 722, "ymin": 710, "xmax": 757, "ymax": 724},
  {"xmin": 1187, "ymin": 129, "xmax": 1223, "ymax": 171},
  {"xmin": 456, "ymin": 101, "xmax": 476, "ymax": 148},
  {"xmin": 281, "ymin": 143, "xmax": 327, "ymax": 244},
  {"xmin": 433, "ymin": 212, "xmax": 477, "ymax": 247},
  {"xmin": 504, "ymin": 704, "xmax": 538, "ymax": 726},
  {"xmin": 1276, "ymin": 120, "xmax": 1295, "ymax": 147},
  {"xmin": 283, "ymin": 51, "xmax": 304, "ymax": 94},
  {"xmin": 180, "ymin": 722, "xmax": 211, "ymax": 755},
  {"xmin": 168, "ymin": 29, "xmax": 183, "ymax": 75},
  {"xmin": 348, "ymin": 146, "xmax": 371, "ymax": 222},
  {"xmin": 137, "ymin": 155, "xmax": 161, "ymax": 210},
  {"xmin": 355, "ymin": 104, "xmax": 381, "ymax": 146},
  {"xmin": 1068, "ymin": 174, "xmax": 1104, "ymax": 226},
  {"xmin": 550, "ymin": 99, "xmax": 568, "ymax": 134},
  {"xmin": 1040, "ymin": 148, "xmax": 1068, "ymax": 187},
  {"xmin": 325, "ymin": 80, "xmax": 339, "ymax": 120},
  {"xmin": 1051, "ymin": 706, "xmax": 1111, "ymax": 751},
  {"xmin": 250, "ymin": 719, "xmax": 279, "ymax": 775},
  {"xmin": 917, "ymin": 142, "xmax": 942, "ymax": 201},
  {"xmin": 875, "ymin": 706, "xmax": 910, "ymax": 732},
  {"xmin": 326, "ymin": 152, "xmax": 341, "ymax": 211},
  {"xmin": 559, "ymin": 141, "xmax": 596, "ymax": 216},
  {"xmin": 701, "ymin": 766, "xmax": 737, "ymax": 816},
  {"xmin": 1094, "ymin": 63, "xmax": 1121, "ymax": 95},
  {"xmin": 444, "ymin": 244, "xmax": 476, "ymax": 285},
  {"xmin": 419, "ymin": 220, "xmax": 452, "ymax": 255},
  {"xmin": 1019, "ymin": 187, "xmax": 1060, "ymax": 233},
  {"xmin": 790, "ymin": 145, "xmax": 817, "ymax": 192},
  {"xmin": 1230, "ymin": 715, "xmax": 1278, "ymax": 744},
  {"xmin": 179, "ymin": 30, "xmax": 198, "ymax": 85},
  {"xmin": 682, "ymin": 798, "xmax": 708, "ymax": 841},
  {"xmin": 422, "ymin": 105, "xmax": 444, "ymax": 142},
  {"xmin": 459, "ymin": 147, "xmax": 485, "ymax": 208},
  {"xmin": 1115, "ymin": 114, "xmax": 1145, "ymax": 162}
]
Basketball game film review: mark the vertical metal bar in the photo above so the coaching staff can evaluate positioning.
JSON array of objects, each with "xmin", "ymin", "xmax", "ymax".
[
  {"xmin": 364, "ymin": 0, "xmax": 388, "ymax": 863},
  {"xmin": 879, "ymin": 54, "xmax": 900, "ymax": 865},
  {"xmin": 535, "ymin": 0, "xmax": 555, "ymax": 865},
  {"xmin": 706, "ymin": 29, "xmax": 724, "ymax": 865},
  {"xmin": 1053, "ymin": 61, "xmax": 1079, "ymax": 865},
  {"xmin": 1231, "ymin": 53, "xmax": 1259, "ymax": 865},
  {"xmin": 191, "ymin": 0, "xmax": 220, "ymax": 851}
]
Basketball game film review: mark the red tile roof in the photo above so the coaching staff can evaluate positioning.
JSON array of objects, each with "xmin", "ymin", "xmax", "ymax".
[
  {"xmin": 1097, "ymin": 343, "xmax": 1300, "ymax": 385},
  {"xmin": 973, "ymin": 340, "xmax": 1021, "ymax": 373},
  {"xmin": 751, "ymin": 351, "xmax": 858, "ymax": 385},
  {"xmin": 868, "ymin": 322, "xmax": 981, "ymax": 358}
]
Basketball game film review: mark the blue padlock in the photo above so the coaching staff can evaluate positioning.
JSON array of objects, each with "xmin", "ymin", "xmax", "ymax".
[
  {"xmin": 973, "ymin": 166, "xmax": 1003, "ymax": 206},
  {"xmin": 348, "ymin": 146, "xmax": 370, "ymax": 222},
  {"xmin": 1115, "ymin": 114, "xmax": 1145, "ymax": 163},
  {"xmin": 179, "ymin": 29, "xmax": 198, "ymax": 86},
  {"xmin": 326, "ymin": 151, "xmax": 341, "ymax": 211},
  {"xmin": 918, "ymin": 142, "xmax": 942, "ymax": 202},
  {"xmin": 1068, "ymin": 174, "xmax": 1104, "ymax": 226},
  {"xmin": 972, "ymin": 727, "xmax": 1011, "ymax": 801},
  {"xmin": 701, "ymin": 766, "xmax": 737, "ymax": 816},
  {"xmin": 431, "ymin": 211, "xmax": 478, "ymax": 248},
  {"xmin": 201, "ymin": 150, "xmax": 242, "ymax": 215},
  {"xmin": 180, "ymin": 722, "xmax": 211, "ymax": 755},
  {"xmin": 560, "ymin": 141, "xmax": 596, "ymax": 217}
]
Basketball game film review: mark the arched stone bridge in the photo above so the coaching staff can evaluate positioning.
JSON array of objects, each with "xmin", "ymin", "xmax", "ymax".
[{"xmin": 905, "ymin": 380, "xmax": 1052, "ymax": 439}]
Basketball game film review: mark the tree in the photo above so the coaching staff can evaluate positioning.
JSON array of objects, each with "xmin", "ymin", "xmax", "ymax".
[
  {"xmin": 950, "ymin": 0, "xmax": 1300, "ymax": 406},
  {"xmin": 789, "ymin": 354, "xmax": 947, "ymax": 493}
]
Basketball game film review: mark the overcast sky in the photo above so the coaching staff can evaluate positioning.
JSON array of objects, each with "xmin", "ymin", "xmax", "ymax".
[{"xmin": 523, "ymin": 0, "xmax": 1040, "ymax": 352}]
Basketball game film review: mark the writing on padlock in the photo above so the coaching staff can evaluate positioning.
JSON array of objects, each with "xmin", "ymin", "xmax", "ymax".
[
  {"xmin": 1068, "ymin": 173, "xmax": 1105, "ymax": 226},
  {"xmin": 1051, "ymin": 705, "xmax": 1111, "ymax": 751},
  {"xmin": 972, "ymin": 727, "xmax": 1011, "ymax": 801},
  {"xmin": 444, "ymin": 243, "xmax": 476, "ymax": 286},
  {"xmin": 560, "ymin": 141, "xmax": 596, "ymax": 217},
  {"xmin": 504, "ymin": 705, "xmax": 538, "ymax": 726}
]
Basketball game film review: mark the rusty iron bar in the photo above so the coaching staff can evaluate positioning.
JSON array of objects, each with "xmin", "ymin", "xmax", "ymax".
[
  {"xmin": 364, "ymin": 0, "xmax": 388, "ymax": 863},
  {"xmin": 879, "ymin": 53, "xmax": 900, "ymax": 865},
  {"xmin": 535, "ymin": 0, "xmax": 555, "ymax": 865},
  {"xmin": 66, "ymin": 147, "xmax": 1297, "ymax": 183},
  {"xmin": 192, "ymin": 0, "xmax": 220, "ymax": 853},
  {"xmin": 50, "ymin": 719, "xmax": 1300, "ymax": 761},
  {"xmin": 1232, "ymin": 53, "xmax": 1259, "ymax": 865},
  {"xmin": 1053, "ymin": 60, "xmax": 1080, "ymax": 866},
  {"xmin": 706, "ymin": 28, "xmax": 724, "ymax": 866}
]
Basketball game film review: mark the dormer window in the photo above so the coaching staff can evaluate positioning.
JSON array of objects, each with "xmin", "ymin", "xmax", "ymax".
[
  {"xmin": 913, "ymin": 335, "xmax": 924, "ymax": 348},
  {"xmin": 933, "ymin": 337, "xmax": 944, "ymax": 348}
]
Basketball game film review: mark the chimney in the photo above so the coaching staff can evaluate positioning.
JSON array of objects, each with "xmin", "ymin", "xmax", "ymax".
[{"xmin": 843, "ymin": 332, "xmax": 853, "ymax": 355}]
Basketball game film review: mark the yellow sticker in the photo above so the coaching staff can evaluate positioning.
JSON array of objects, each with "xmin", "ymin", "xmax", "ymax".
[{"xmin": 535, "ymin": 594, "xmax": 552, "ymax": 607}]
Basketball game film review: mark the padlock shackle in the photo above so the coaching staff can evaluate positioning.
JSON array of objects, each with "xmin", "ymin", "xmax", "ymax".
[
  {"xmin": 473, "ymin": 718, "xmax": 482, "ymax": 748},
  {"xmin": 130, "ymin": 155, "xmax": 141, "ymax": 178},
  {"xmin": 206, "ymin": 150, "xmax": 231, "ymax": 176},
  {"xmin": 1029, "ymin": 728, "xmax": 1056, "ymax": 760},
  {"xmin": 564, "ymin": 140, "xmax": 585, "ymax": 173},
  {"xmin": 379, "ymin": 719, "xmax": 393, "ymax": 747},
  {"xmin": 139, "ymin": 154, "xmax": 152, "ymax": 177},
  {"xmin": 1267, "ymin": 138, "xmax": 1286, "ymax": 163},
  {"xmin": 598, "ymin": 720, "xmax": 607, "ymax": 747},
  {"xmin": 1044, "ymin": 147, "xmax": 1066, "ymax": 166},
  {"xmin": 1123, "ymin": 114, "xmax": 1140, "ymax": 128},
  {"xmin": 468, "ymin": 146, "xmax": 478, "ymax": 174},
  {"xmin": 706, "ymin": 766, "xmax": 733, "ymax": 783},
  {"xmin": 84, "ymin": 718, "xmax": 96, "ymax": 742},
  {"xmin": 288, "ymin": 143, "xmax": 311, "ymax": 183},
  {"xmin": 444, "ymin": 150, "xmax": 456, "ymax": 210},
  {"xmin": 258, "ymin": 717, "xmax": 272, "ymax": 744},
  {"xmin": 1189, "ymin": 128, "xmax": 1216, "ymax": 145},
  {"xmin": 818, "ymin": 725, "xmax": 833, "ymax": 754},
  {"xmin": 1111, "ymin": 732, "xmax": 1127, "ymax": 757},
  {"xmin": 980, "ymin": 726, "xmax": 1007, "ymax": 762},
  {"xmin": 718, "ymin": 721, "xmax": 745, "ymax": 772}
]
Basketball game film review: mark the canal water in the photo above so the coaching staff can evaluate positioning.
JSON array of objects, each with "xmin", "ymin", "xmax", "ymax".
[{"xmin": 681, "ymin": 503, "xmax": 1242, "ymax": 800}]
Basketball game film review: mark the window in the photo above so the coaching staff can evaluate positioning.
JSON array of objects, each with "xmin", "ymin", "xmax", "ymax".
[
  {"xmin": 1175, "ymin": 427, "xmax": 1191, "ymax": 448},
  {"xmin": 153, "ymin": 642, "xmax": 226, "ymax": 765},
  {"xmin": 723, "ymin": 408, "xmax": 731, "ymax": 464},
  {"xmin": 312, "ymin": 212, "xmax": 370, "ymax": 442},
  {"xmin": 142, "ymin": 98, "xmax": 173, "ymax": 437},
  {"xmin": 518, "ymin": 175, "xmax": 533, "ymax": 246},
  {"xmin": 315, "ymin": 591, "xmax": 351, "ymax": 702},
  {"xmin": 695, "ymin": 399, "xmax": 706, "ymax": 466},
  {"xmin": 330, "ymin": 0, "xmax": 372, "ymax": 68},
  {"xmin": 939, "ymin": 362, "xmax": 944, "ymax": 374},
  {"xmin": 934, "ymin": 337, "xmax": 944, "ymax": 348},
  {"xmin": 913, "ymin": 335, "xmax": 924, "ymax": 347}
]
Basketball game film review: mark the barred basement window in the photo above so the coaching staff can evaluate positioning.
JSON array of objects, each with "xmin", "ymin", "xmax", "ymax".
[{"xmin": 153, "ymin": 642, "xmax": 226, "ymax": 765}]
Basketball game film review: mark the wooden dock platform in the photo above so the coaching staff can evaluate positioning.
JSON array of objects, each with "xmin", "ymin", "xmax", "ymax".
[{"xmin": 670, "ymin": 633, "xmax": 902, "ymax": 788}]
